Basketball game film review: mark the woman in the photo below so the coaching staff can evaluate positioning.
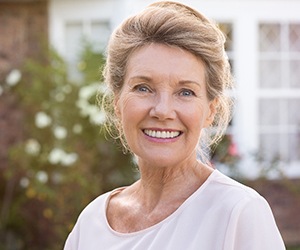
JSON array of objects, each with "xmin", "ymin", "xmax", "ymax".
[{"xmin": 64, "ymin": 1, "xmax": 285, "ymax": 249}]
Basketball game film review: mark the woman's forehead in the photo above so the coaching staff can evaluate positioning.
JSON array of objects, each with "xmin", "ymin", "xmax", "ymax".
[{"xmin": 125, "ymin": 43, "xmax": 206, "ymax": 83}]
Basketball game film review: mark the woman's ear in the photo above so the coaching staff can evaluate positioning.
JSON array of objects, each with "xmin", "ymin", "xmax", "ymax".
[{"xmin": 204, "ymin": 98, "xmax": 218, "ymax": 128}]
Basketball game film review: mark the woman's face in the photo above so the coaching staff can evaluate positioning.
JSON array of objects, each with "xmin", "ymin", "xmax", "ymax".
[{"xmin": 115, "ymin": 43, "xmax": 216, "ymax": 167}]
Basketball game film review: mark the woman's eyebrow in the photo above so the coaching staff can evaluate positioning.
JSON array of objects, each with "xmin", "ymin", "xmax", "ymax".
[
  {"xmin": 128, "ymin": 75, "xmax": 152, "ymax": 82},
  {"xmin": 178, "ymin": 80, "xmax": 202, "ymax": 87}
]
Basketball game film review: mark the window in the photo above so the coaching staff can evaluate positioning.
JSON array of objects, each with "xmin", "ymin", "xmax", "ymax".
[
  {"xmin": 258, "ymin": 23, "xmax": 300, "ymax": 162},
  {"xmin": 65, "ymin": 20, "xmax": 110, "ymax": 81},
  {"xmin": 219, "ymin": 22, "xmax": 235, "ymax": 73},
  {"xmin": 65, "ymin": 22, "xmax": 84, "ymax": 81},
  {"xmin": 218, "ymin": 22, "xmax": 235, "ymax": 131}
]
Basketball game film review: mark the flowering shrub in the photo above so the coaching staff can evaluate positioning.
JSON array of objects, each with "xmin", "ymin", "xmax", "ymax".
[
  {"xmin": 0, "ymin": 45, "xmax": 135, "ymax": 250},
  {"xmin": 211, "ymin": 134, "xmax": 241, "ymax": 177}
]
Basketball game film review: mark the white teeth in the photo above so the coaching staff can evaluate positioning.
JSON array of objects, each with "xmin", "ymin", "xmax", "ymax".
[{"xmin": 144, "ymin": 129, "xmax": 180, "ymax": 139}]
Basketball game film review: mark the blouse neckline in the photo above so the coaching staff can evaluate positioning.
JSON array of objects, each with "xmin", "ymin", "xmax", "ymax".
[{"xmin": 103, "ymin": 169, "xmax": 218, "ymax": 237}]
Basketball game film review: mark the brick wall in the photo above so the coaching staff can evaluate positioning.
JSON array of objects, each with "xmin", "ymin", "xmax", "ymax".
[
  {"xmin": 0, "ymin": 0, "xmax": 48, "ymax": 169},
  {"xmin": 247, "ymin": 178, "xmax": 300, "ymax": 247},
  {"xmin": 0, "ymin": 0, "xmax": 48, "ymax": 80}
]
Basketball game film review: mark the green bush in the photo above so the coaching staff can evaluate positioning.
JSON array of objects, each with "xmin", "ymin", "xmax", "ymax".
[{"xmin": 0, "ymin": 44, "xmax": 136, "ymax": 250}]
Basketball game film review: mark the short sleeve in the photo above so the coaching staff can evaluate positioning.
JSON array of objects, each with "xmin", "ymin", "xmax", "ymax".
[{"xmin": 225, "ymin": 195, "xmax": 286, "ymax": 250}]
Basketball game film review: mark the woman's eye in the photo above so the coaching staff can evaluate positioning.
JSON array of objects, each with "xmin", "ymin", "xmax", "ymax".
[
  {"xmin": 134, "ymin": 85, "xmax": 151, "ymax": 93},
  {"xmin": 179, "ymin": 89, "xmax": 195, "ymax": 96}
]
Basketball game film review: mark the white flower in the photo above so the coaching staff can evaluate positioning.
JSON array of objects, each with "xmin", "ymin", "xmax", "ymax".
[
  {"xmin": 62, "ymin": 84, "xmax": 72, "ymax": 94},
  {"xmin": 76, "ymin": 98, "xmax": 106, "ymax": 125},
  {"xmin": 35, "ymin": 111, "xmax": 52, "ymax": 128},
  {"xmin": 36, "ymin": 171, "xmax": 48, "ymax": 183},
  {"xmin": 85, "ymin": 105, "xmax": 98, "ymax": 121},
  {"xmin": 61, "ymin": 153, "xmax": 78, "ymax": 166},
  {"xmin": 78, "ymin": 83, "xmax": 99, "ymax": 100},
  {"xmin": 55, "ymin": 92, "xmax": 65, "ymax": 102},
  {"xmin": 25, "ymin": 139, "xmax": 41, "ymax": 156},
  {"xmin": 6, "ymin": 69, "xmax": 21, "ymax": 86},
  {"xmin": 53, "ymin": 126, "xmax": 67, "ymax": 139},
  {"xmin": 76, "ymin": 99, "xmax": 89, "ymax": 115},
  {"xmin": 98, "ymin": 84, "xmax": 108, "ymax": 94},
  {"xmin": 48, "ymin": 148, "xmax": 65, "ymax": 164},
  {"xmin": 90, "ymin": 110, "xmax": 106, "ymax": 125},
  {"xmin": 20, "ymin": 177, "xmax": 30, "ymax": 188},
  {"xmin": 73, "ymin": 124, "xmax": 82, "ymax": 134},
  {"xmin": 48, "ymin": 148, "xmax": 78, "ymax": 166}
]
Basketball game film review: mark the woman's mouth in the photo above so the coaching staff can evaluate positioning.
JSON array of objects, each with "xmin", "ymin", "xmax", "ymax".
[{"xmin": 143, "ymin": 129, "xmax": 181, "ymax": 139}]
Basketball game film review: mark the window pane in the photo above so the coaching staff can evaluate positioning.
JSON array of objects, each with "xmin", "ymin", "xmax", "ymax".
[
  {"xmin": 259, "ymin": 60, "xmax": 281, "ymax": 88},
  {"xmin": 259, "ymin": 133, "xmax": 281, "ymax": 161},
  {"xmin": 259, "ymin": 99, "xmax": 280, "ymax": 126},
  {"xmin": 91, "ymin": 21, "xmax": 110, "ymax": 51},
  {"xmin": 65, "ymin": 22, "xmax": 84, "ymax": 81},
  {"xmin": 259, "ymin": 23, "xmax": 281, "ymax": 52},
  {"xmin": 289, "ymin": 133, "xmax": 300, "ymax": 161},
  {"xmin": 290, "ymin": 60, "xmax": 300, "ymax": 88},
  {"xmin": 288, "ymin": 99, "xmax": 300, "ymax": 125},
  {"xmin": 289, "ymin": 23, "xmax": 300, "ymax": 52},
  {"xmin": 65, "ymin": 22, "xmax": 83, "ymax": 61}
]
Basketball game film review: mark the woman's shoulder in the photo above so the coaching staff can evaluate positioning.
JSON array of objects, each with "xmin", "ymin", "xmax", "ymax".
[
  {"xmin": 209, "ymin": 170, "xmax": 261, "ymax": 196},
  {"xmin": 209, "ymin": 171, "xmax": 286, "ymax": 249},
  {"xmin": 205, "ymin": 170, "xmax": 266, "ymax": 208},
  {"xmin": 199, "ymin": 170, "xmax": 278, "ymax": 228}
]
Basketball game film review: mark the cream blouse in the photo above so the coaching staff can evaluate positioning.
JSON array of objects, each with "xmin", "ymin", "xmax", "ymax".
[{"xmin": 64, "ymin": 170, "xmax": 285, "ymax": 250}]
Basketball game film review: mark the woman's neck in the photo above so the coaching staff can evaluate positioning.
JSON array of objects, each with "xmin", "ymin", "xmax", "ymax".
[{"xmin": 133, "ymin": 159, "xmax": 213, "ymax": 211}]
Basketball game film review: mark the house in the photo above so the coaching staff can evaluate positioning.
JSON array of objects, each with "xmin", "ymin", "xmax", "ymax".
[
  {"xmin": 49, "ymin": 0, "xmax": 300, "ymax": 179},
  {"xmin": 1, "ymin": 0, "xmax": 299, "ymax": 247}
]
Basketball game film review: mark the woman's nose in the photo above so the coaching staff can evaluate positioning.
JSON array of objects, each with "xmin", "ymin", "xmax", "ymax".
[{"xmin": 149, "ymin": 92, "xmax": 176, "ymax": 120}]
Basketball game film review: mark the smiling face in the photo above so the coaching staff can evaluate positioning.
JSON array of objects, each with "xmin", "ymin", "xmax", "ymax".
[{"xmin": 115, "ymin": 43, "xmax": 216, "ymax": 167}]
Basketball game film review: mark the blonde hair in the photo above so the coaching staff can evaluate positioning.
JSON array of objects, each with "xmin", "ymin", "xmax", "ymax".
[{"xmin": 101, "ymin": 1, "xmax": 234, "ymax": 157}]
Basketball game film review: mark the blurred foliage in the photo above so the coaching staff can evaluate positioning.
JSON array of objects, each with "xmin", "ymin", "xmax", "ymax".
[
  {"xmin": 0, "ymin": 43, "xmax": 136, "ymax": 250},
  {"xmin": 211, "ymin": 134, "xmax": 241, "ymax": 177},
  {"xmin": 254, "ymin": 151, "xmax": 285, "ymax": 179},
  {"xmin": 287, "ymin": 246, "xmax": 300, "ymax": 250}
]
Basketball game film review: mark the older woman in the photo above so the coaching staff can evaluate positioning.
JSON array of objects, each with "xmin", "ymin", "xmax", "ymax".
[{"xmin": 64, "ymin": 1, "xmax": 285, "ymax": 249}]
